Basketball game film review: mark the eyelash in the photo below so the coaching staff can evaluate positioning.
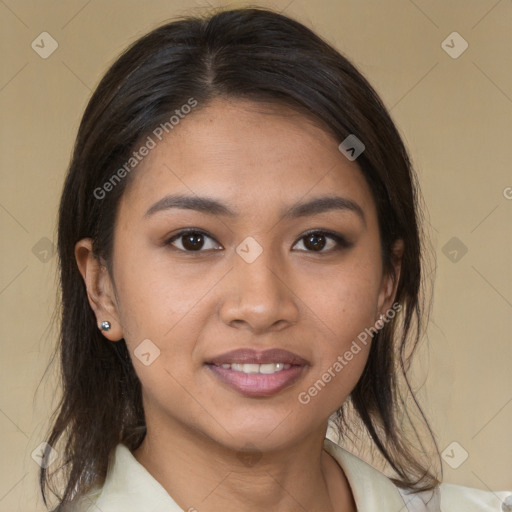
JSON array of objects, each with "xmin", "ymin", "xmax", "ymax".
[{"xmin": 164, "ymin": 228, "xmax": 352, "ymax": 254}]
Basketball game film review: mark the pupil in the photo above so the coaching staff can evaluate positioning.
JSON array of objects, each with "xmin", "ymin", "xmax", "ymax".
[
  {"xmin": 183, "ymin": 232, "xmax": 204, "ymax": 250},
  {"xmin": 305, "ymin": 233, "xmax": 326, "ymax": 251}
]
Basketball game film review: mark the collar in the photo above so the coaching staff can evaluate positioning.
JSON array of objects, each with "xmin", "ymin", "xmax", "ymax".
[{"xmin": 82, "ymin": 438, "xmax": 418, "ymax": 511}]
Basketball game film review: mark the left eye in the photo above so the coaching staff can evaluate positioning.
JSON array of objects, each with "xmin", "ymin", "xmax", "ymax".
[{"xmin": 292, "ymin": 231, "xmax": 350, "ymax": 253}]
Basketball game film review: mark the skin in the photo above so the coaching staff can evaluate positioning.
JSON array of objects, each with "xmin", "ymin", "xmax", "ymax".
[{"xmin": 76, "ymin": 97, "xmax": 403, "ymax": 512}]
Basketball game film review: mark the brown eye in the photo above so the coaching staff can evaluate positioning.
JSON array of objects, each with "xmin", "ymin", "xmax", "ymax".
[
  {"xmin": 166, "ymin": 230, "xmax": 221, "ymax": 252},
  {"xmin": 293, "ymin": 230, "xmax": 351, "ymax": 253},
  {"xmin": 182, "ymin": 232, "xmax": 205, "ymax": 251},
  {"xmin": 305, "ymin": 233, "xmax": 327, "ymax": 251}
]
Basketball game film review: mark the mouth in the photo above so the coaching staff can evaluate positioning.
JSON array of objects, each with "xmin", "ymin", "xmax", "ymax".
[
  {"xmin": 215, "ymin": 362, "xmax": 293, "ymax": 374},
  {"xmin": 205, "ymin": 348, "xmax": 308, "ymax": 397}
]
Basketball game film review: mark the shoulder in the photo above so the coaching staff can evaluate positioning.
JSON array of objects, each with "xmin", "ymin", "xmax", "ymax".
[
  {"xmin": 398, "ymin": 483, "xmax": 512, "ymax": 512},
  {"xmin": 73, "ymin": 444, "xmax": 180, "ymax": 512},
  {"xmin": 48, "ymin": 487, "xmax": 104, "ymax": 512},
  {"xmin": 324, "ymin": 438, "xmax": 511, "ymax": 512},
  {"xmin": 439, "ymin": 482, "xmax": 512, "ymax": 512}
]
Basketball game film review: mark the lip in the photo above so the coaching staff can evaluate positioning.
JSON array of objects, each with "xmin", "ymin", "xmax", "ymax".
[
  {"xmin": 207, "ymin": 348, "xmax": 309, "ymax": 366},
  {"xmin": 206, "ymin": 348, "xmax": 309, "ymax": 398}
]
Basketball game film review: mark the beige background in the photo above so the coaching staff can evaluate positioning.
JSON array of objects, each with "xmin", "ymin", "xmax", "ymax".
[{"xmin": 0, "ymin": 0, "xmax": 511, "ymax": 510}]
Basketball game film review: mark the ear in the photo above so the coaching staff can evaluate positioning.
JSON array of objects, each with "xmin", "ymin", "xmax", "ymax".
[
  {"xmin": 75, "ymin": 238, "xmax": 124, "ymax": 342},
  {"xmin": 376, "ymin": 239, "xmax": 404, "ymax": 317}
]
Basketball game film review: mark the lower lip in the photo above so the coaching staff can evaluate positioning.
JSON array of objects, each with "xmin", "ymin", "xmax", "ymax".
[{"xmin": 206, "ymin": 364, "xmax": 306, "ymax": 397}]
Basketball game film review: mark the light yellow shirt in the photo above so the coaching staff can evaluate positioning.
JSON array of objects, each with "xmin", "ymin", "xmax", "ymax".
[{"xmin": 69, "ymin": 438, "xmax": 511, "ymax": 511}]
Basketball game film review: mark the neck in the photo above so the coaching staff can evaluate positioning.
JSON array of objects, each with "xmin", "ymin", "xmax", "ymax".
[{"xmin": 133, "ymin": 417, "xmax": 356, "ymax": 512}]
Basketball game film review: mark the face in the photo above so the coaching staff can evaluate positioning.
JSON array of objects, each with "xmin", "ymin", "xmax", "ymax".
[{"xmin": 78, "ymin": 98, "xmax": 401, "ymax": 453}]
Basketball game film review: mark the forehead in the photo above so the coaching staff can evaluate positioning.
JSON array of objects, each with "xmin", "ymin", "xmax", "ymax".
[{"xmin": 120, "ymin": 98, "xmax": 377, "ymax": 221}]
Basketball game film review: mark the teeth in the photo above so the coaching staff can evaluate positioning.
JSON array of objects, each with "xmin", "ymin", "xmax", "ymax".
[
  {"xmin": 260, "ymin": 363, "xmax": 285, "ymax": 374},
  {"xmin": 220, "ymin": 363, "xmax": 292, "ymax": 374}
]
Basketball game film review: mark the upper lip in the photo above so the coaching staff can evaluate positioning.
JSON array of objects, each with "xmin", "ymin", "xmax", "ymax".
[{"xmin": 207, "ymin": 348, "xmax": 309, "ymax": 366}]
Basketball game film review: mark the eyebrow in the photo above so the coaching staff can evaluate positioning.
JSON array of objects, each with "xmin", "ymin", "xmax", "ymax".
[{"xmin": 144, "ymin": 194, "xmax": 366, "ymax": 225}]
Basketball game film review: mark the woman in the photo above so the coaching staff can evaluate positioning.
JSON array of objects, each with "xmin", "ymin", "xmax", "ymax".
[{"xmin": 40, "ymin": 7, "xmax": 511, "ymax": 512}]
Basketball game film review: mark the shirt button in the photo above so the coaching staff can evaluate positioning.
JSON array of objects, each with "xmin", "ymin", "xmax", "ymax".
[{"xmin": 502, "ymin": 495, "xmax": 512, "ymax": 512}]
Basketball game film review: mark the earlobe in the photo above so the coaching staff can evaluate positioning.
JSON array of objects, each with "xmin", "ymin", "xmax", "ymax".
[{"xmin": 74, "ymin": 238, "xmax": 124, "ymax": 342}]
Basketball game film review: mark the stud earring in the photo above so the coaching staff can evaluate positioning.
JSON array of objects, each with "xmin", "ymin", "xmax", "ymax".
[{"xmin": 100, "ymin": 321, "xmax": 111, "ymax": 331}]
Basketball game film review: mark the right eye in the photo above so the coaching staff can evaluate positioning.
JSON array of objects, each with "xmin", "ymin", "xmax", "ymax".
[{"xmin": 165, "ymin": 229, "xmax": 223, "ymax": 252}]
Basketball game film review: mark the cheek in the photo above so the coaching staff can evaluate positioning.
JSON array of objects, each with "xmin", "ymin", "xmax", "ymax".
[
  {"xmin": 295, "ymin": 270, "xmax": 378, "ymax": 415},
  {"xmin": 294, "ymin": 254, "xmax": 382, "ymax": 405},
  {"xmin": 112, "ymin": 243, "xmax": 221, "ymax": 344},
  {"xmin": 111, "ymin": 247, "xmax": 226, "ymax": 404},
  {"xmin": 305, "ymin": 258, "xmax": 383, "ymax": 344}
]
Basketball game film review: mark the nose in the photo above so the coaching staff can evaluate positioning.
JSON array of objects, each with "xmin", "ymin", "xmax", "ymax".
[{"xmin": 219, "ymin": 245, "xmax": 299, "ymax": 334}]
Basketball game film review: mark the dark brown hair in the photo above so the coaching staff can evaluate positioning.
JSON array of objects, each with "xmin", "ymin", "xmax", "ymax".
[{"xmin": 41, "ymin": 6, "xmax": 441, "ymax": 508}]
